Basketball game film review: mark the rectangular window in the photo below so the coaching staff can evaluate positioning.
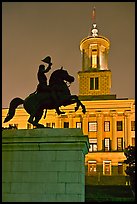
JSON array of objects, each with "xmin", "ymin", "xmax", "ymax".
[
  {"xmin": 88, "ymin": 122, "xmax": 97, "ymax": 132},
  {"xmin": 64, "ymin": 122, "xmax": 69, "ymax": 128},
  {"xmin": 104, "ymin": 138, "xmax": 110, "ymax": 151},
  {"xmin": 132, "ymin": 137, "xmax": 135, "ymax": 146},
  {"xmin": 90, "ymin": 78, "xmax": 94, "ymax": 90},
  {"xmin": 92, "ymin": 54, "xmax": 97, "ymax": 68},
  {"xmin": 90, "ymin": 77, "xmax": 99, "ymax": 90},
  {"xmin": 14, "ymin": 124, "xmax": 18, "ymax": 129},
  {"xmin": 88, "ymin": 161, "xmax": 97, "ymax": 175},
  {"xmin": 118, "ymin": 163, "xmax": 123, "ymax": 175},
  {"xmin": 46, "ymin": 123, "xmax": 50, "ymax": 127},
  {"xmin": 52, "ymin": 123, "xmax": 55, "ymax": 128},
  {"xmin": 103, "ymin": 161, "xmax": 111, "ymax": 175},
  {"xmin": 76, "ymin": 122, "xmax": 82, "ymax": 129},
  {"xmin": 95, "ymin": 77, "xmax": 99, "ymax": 89},
  {"xmin": 117, "ymin": 138, "xmax": 123, "ymax": 151},
  {"xmin": 104, "ymin": 121, "xmax": 110, "ymax": 132},
  {"xmin": 117, "ymin": 121, "xmax": 123, "ymax": 131},
  {"xmin": 89, "ymin": 138, "xmax": 97, "ymax": 152},
  {"xmin": 131, "ymin": 121, "xmax": 135, "ymax": 131},
  {"xmin": 27, "ymin": 123, "xmax": 31, "ymax": 129}
]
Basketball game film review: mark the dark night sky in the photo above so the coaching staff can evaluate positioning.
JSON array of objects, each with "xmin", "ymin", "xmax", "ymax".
[{"xmin": 2, "ymin": 2, "xmax": 135, "ymax": 108}]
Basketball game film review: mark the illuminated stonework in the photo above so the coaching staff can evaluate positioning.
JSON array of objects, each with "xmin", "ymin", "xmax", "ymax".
[
  {"xmin": 78, "ymin": 70, "xmax": 111, "ymax": 96},
  {"xmin": 80, "ymin": 36, "xmax": 110, "ymax": 71},
  {"xmin": 78, "ymin": 34, "xmax": 111, "ymax": 96}
]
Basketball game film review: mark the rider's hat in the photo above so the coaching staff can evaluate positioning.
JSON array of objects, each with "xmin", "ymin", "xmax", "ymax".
[{"xmin": 41, "ymin": 56, "xmax": 52, "ymax": 64}]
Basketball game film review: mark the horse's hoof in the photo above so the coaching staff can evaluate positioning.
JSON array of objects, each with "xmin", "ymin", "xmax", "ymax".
[
  {"xmin": 57, "ymin": 111, "xmax": 66, "ymax": 115},
  {"xmin": 60, "ymin": 111, "xmax": 66, "ymax": 114},
  {"xmin": 36, "ymin": 124, "xmax": 45, "ymax": 128},
  {"xmin": 82, "ymin": 107, "xmax": 86, "ymax": 114}
]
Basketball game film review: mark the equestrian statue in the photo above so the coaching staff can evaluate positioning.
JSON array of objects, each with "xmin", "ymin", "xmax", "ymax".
[{"xmin": 4, "ymin": 56, "xmax": 86, "ymax": 128}]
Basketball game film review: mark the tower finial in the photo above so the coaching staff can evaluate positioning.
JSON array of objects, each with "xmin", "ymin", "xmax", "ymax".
[
  {"xmin": 91, "ymin": 6, "xmax": 98, "ymax": 37},
  {"xmin": 92, "ymin": 6, "xmax": 96, "ymax": 24}
]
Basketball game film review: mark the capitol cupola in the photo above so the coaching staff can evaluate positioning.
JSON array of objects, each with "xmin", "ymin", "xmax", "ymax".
[{"xmin": 78, "ymin": 7, "xmax": 114, "ymax": 99}]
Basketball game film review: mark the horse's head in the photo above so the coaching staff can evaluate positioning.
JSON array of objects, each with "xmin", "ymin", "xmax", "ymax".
[
  {"xmin": 60, "ymin": 67, "xmax": 75, "ymax": 83},
  {"xmin": 49, "ymin": 67, "xmax": 75, "ymax": 85}
]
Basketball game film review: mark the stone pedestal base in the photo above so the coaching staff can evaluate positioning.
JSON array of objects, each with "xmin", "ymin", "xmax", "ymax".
[{"xmin": 2, "ymin": 128, "xmax": 89, "ymax": 202}]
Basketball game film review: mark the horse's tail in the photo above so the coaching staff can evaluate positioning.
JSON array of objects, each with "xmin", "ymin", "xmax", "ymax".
[{"xmin": 4, "ymin": 97, "xmax": 24, "ymax": 123}]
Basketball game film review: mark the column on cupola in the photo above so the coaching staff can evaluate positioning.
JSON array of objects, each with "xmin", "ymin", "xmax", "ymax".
[
  {"xmin": 84, "ymin": 49, "xmax": 89, "ymax": 71},
  {"xmin": 105, "ymin": 49, "xmax": 109, "ymax": 70},
  {"xmin": 111, "ymin": 112, "xmax": 117, "ymax": 151},
  {"xmin": 89, "ymin": 45, "xmax": 92, "ymax": 68},
  {"xmin": 102, "ymin": 49, "xmax": 105, "ymax": 70},
  {"xmin": 96, "ymin": 112, "xmax": 103, "ymax": 151},
  {"xmin": 81, "ymin": 49, "xmax": 85, "ymax": 71},
  {"xmin": 99, "ymin": 47, "xmax": 102, "ymax": 69},
  {"xmin": 97, "ymin": 45, "xmax": 100, "ymax": 69},
  {"xmin": 100, "ymin": 46, "xmax": 105, "ymax": 70}
]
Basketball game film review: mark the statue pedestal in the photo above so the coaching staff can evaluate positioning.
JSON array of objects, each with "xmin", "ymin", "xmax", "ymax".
[{"xmin": 2, "ymin": 128, "xmax": 89, "ymax": 202}]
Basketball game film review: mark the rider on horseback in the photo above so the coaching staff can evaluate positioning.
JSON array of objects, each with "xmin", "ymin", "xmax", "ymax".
[
  {"xmin": 36, "ymin": 63, "xmax": 65, "ymax": 115},
  {"xmin": 4, "ymin": 65, "xmax": 86, "ymax": 128}
]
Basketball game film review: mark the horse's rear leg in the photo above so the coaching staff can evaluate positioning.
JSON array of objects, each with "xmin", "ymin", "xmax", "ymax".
[
  {"xmin": 28, "ymin": 110, "xmax": 44, "ymax": 128},
  {"xmin": 28, "ymin": 115, "xmax": 35, "ymax": 126},
  {"xmin": 34, "ymin": 110, "xmax": 44, "ymax": 127}
]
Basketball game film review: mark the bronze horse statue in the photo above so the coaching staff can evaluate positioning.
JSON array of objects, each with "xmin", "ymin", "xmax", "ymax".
[{"xmin": 4, "ymin": 67, "xmax": 86, "ymax": 128}]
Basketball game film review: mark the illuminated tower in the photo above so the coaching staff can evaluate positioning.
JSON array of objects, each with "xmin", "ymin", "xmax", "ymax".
[{"xmin": 78, "ymin": 7, "xmax": 115, "ymax": 100}]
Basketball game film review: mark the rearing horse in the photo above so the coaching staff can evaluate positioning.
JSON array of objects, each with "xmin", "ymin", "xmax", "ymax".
[{"xmin": 4, "ymin": 67, "xmax": 86, "ymax": 128}]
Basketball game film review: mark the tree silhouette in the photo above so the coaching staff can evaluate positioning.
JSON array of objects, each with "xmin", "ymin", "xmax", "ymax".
[{"xmin": 124, "ymin": 146, "xmax": 135, "ymax": 195}]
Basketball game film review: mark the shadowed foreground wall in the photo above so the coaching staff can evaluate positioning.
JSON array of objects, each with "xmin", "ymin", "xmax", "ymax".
[{"xmin": 2, "ymin": 128, "xmax": 89, "ymax": 202}]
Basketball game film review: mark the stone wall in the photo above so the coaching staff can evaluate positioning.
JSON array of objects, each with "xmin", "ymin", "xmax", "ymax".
[{"xmin": 2, "ymin": 128, "xmax": 89, "ymax": 202}]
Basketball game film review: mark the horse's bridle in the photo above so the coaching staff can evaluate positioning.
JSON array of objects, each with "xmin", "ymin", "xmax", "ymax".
[{"xmin": 64, "ymin": 81, "xmax": 72, "ymax": 87}]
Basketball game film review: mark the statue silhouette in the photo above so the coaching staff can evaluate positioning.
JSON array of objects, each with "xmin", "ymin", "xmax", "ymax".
[
  {"xmin": 4, "ymin": 58, "xmax": 86, "ymax": 128},
  {"xmin": 36, "ymin": 63, "xmax": 65, "ymax": 115}
]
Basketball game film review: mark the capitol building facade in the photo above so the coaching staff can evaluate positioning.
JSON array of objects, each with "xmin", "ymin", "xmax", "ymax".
[{"xmin": 2, "ymin": 13, "xmax": 135, "ymax": 186}]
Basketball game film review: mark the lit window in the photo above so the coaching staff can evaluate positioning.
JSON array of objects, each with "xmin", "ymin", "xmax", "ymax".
[
  {"xmin": 132, "ymin": 137, "xmax": 135, "ymax": 146},
  {"xmin": 103, "ymin": 161, "xmax": 111, "ymax": 175},
  {"xmin": 88, "ymin": 122, "xmax": 97, "ymax": 132},
  {"xmin": 88, "ymin": 161, "xmax": 97, "ymax": 175},
  {"xmin": 118, "ymin": 163, "xmax": 123, "ymax": 175},
  {"xmin": 131, "ymin": 121, "xmax": 135, "ymax": 131},
  {"xmin": 117, "ymin": 121, "xmax": 123, "ymax": 131},
  {"xmin": 46, "ymin": 123, "xmax": 50, "ymax": 127},
  {"xmin": 76, "ymin": 122, "xmax": 82, "ymax": 129},
  {"xmin": 89, "ymin": 139, "xmax": 97, "ymax": 152},
  {"xmin": 104, "ymin": 121, "xmax": 110, "ymax": 132},
  {"xmin": 64, "ymin": 122, "xmax": 69, "ymax": 128},
  {"xmin": 117, "ymin": 138, "xmax": 123, "ymax": 151},
  {"xmin": 52, "ymin": 123, "xmax": 55, "ymax": 128},
  {"xmin": 104, "ymin": 138, "xmax": 110, "ymax": 151},
  {"xmin": 92, "ymin": 54, "xmax": 97, "ymax": 68}
]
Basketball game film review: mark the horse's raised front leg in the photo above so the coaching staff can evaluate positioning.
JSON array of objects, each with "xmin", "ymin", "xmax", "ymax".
[{"xmin": 71, "ymin": 95, "xmax": 86, "ymax": 114}]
